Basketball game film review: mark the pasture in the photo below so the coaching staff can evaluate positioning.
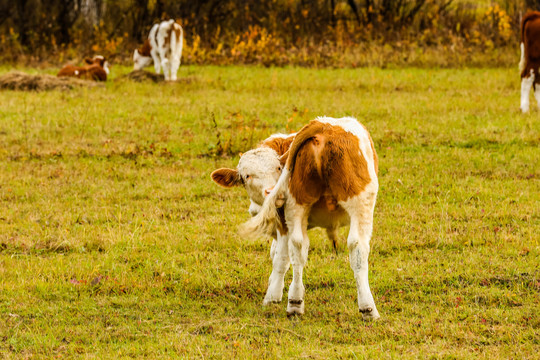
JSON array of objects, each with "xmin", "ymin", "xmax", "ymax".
[{"xmin": 0, "ymin": 65, "xmax": 538, "ymax": 358}]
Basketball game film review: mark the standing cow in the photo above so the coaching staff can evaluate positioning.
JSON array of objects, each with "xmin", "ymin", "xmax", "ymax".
[
  {"xmin": 133, "ymin": 19, "xmax": 184, "ymax": 81},
  {"xmin": 211, "ymin": 117, "xmax": 380, "ymax": 319},
  {"xmin": 519, "ymin": 11, "xmax": 540, "ymax": 112}
]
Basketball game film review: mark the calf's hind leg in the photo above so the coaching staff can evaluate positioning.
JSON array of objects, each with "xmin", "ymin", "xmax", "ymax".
[
  {"xmin": 161, "ymin": 59, "xmax": 171, "ymax": 81},
  {"xmin": 534, "ymin": 82, "xmax": 540, "ymax": 110},
  {"xmin": 170, "ymin": 57, "xmax": 181, "ymax": 81},
  {"xmin": 521, "ymin": 70, "xmax": 535, "ymax": 113},
  {"xmin": 341, "ymin": 192, "xmax": 380, "ymax": 320},
  {"xmin": 286, "ymin": 203, "xmax": 310, "ymax": 316}
]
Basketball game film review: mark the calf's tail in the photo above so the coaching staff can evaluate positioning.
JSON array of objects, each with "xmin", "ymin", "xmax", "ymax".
[
  {"xmin": 520, "ymin": 42, "xmax": 526, "ymax": 74},
  {"xmin": 176, "ymin": 26, "xmax": 184, "ymax": 61},
  {"xmin": 239, "ymin": 167, "xmax": 290, "ymax": 239},
  {"xmin": 239, "ymin": 120, "xmax": 328, "ymax": 239}
]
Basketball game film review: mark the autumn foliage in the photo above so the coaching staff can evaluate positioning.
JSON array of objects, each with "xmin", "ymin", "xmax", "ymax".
[{"xmin": 0, "ymin": 0, "xmax": 536, "ymax": 67}]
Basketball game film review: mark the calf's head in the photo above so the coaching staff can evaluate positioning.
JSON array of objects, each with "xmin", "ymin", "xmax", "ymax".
[
  {"xmin": 133, "ymin": 49, "xmax": 152, "ymax": 70},
  {"xmin": 84, "ymin": 55, "xmax": 109, "ymax": 75},
  {"xmin": 85, "ymin": 55, "xmax": 110, "ymax": 74},
  {"xmin": 211, "ymin": 147, "xmax": 284, "ymax": 214}
]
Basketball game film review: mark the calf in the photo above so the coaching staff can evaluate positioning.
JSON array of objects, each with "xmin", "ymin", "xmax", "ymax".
[
  {"xmin": 133, "ymin": 19, "xmax": 184, "ymax": 81},
  {"xmin": 57, "ymin": 55, "xmax": 109, "ymax": 81},
  {"xmin": 519, "ymin": 11, "xmax": 540, "ymax": 112},
  {"xmin": 211, "ymin": 117, "xmax": 380, "ymax": 319}
]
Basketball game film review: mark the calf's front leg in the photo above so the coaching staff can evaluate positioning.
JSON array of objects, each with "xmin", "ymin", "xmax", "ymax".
[
  {"xmin": 151, "ymin": 50, "xmax": 161, "ymax": 74},
  {"xmin": 263, "ymin": 231, "xmax": 290, "ymax": 305}
]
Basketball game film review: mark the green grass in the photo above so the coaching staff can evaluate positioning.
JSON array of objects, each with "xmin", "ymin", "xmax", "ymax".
[{"xmin": 0, "ymin": 65, "xmax": 538, "ymax": 359}]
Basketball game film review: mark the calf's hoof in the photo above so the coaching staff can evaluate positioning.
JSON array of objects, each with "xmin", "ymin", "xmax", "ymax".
[
  {"xmin": 359, "ymin": 306, "xmax": 380, "ymax": 320},
  {"xmin": 263, "ymin": 296, "xmax": 282, "ymax": 306},
  {"xmin": 286, "ymin": 299, "xmax": 304, "ymax": 317}
]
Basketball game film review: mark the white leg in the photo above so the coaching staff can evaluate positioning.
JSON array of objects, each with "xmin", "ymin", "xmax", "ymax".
[
  {"xmin": 269, "ymin": 238, "xmax": 277, "ymax": 261},
  {"xmin": 286, "ymin": 202, "xmax": 310, "ymax": 316},
  {"xmin": 159, "ymin": 51, "xmax": 170, "ymax": 81},
  {"xmin": 170, "ymin": 56, "xmax": 180, "ymax": 81},
  {"xmin": 534, "ymin": 84, "xmax": 540, "ymax": 110},
  {"xmin": 153, "ymin": 61, "xmax": 161, "ymax": 75},
  {"xmin": 161, "ymin": 59, "xmax": 171, "ymax": 81},
  {"xmin": 341, "ymin": 191, "xmax": 380, "ymax": 320},
  {"xmin": 151, "ymin": 50, "xmax": 161, "ymax": 74},
  {"xmin": 521, "ymin": 70, "xmax": 535, "ymax": 113},
  {"xmin": 263, "ymin": 232, "xmax": 290, "ymax": 305}
]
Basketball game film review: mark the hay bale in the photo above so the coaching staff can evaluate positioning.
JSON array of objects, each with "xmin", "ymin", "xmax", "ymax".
[
  {"xmin": 118, "ymin": 70, "xmax": 165, "ymax": 83},
  {"xmin": 0, "ymin": 72, "xmax": 101, "ymax": 91}
]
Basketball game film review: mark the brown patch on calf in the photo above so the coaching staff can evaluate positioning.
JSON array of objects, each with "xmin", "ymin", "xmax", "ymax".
[
  {"xmin": 261, "ymin": 135, "xmax": 295, "ymax": 156},
  {"xmin": 163, "ymin": 28, "xmax": 170, "ymax": 49},
  {"xmin": 521, "ymin": 12, "xmax": 540, "ymax": 84},
  {"xmin": 289, "ymin": 140, "xmax": 325, "ymax": 206},
  {"xmin": 172, "ymin": 23, "xmax": 182, "ymax": 44},
  {"xmin": 286, "ymin": 120, "xmax": 371, "ymax": 206},
  {"xmin": 161, "ymin": 22, "xmax": 181, "ymax": 51},
  {"xmin": 139, "ymin": 39, "xmax": 152, "ymax": 57}
]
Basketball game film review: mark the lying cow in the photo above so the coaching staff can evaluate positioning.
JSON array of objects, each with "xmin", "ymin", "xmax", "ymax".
[
  {"xmin": 133, "ymin": 19, "xmax": 183, "ymax": 81},
  {"xmin": 57, "ymin": 55, "xmax": 110, "ymax": 81},
  {"xmin": 519, "ymin": 11, "xmax": 540, "ymax": 112},
  {"xmin": 211, "ymin": 117, "xmax": 380, "ymax": 319}
]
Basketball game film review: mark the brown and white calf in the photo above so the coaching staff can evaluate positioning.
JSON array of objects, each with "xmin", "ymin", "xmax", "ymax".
[
  {"xmin": 519, "ymin": 11, "xmax": 540, "ymax": 112},
  {"xmin": 57, "ymin": 55, "xmax": 109, "ymax": 81},
  {"xmin": 133, "ymin": 19, "xmax": 183, "ymax": 81},
  {"xmin": 211, "ymin": 117, "xmax": 380, "ymax": 319}
]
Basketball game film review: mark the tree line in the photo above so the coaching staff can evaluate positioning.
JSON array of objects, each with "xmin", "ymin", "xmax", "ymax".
[{"xmin": 0, "ymin": 0, "xmax": 538, "ymax": 65}]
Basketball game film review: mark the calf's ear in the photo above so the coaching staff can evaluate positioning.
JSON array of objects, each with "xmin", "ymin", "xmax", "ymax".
[
  {"xmin": 84, "ymin": 58, "xmax": 93, "ymax": 65},
  {"xmin": 211, "ymin": 168, "xmax": 242, "ymax": 188}
]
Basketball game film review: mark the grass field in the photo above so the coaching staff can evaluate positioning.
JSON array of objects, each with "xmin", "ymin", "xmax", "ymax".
[{"xmin": 0, "ymin": 64, "xmax": 538, "ymax": 358}]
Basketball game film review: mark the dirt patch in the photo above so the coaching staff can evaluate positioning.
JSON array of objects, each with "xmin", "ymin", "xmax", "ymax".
[
  {"xmin": 0, "ymin": 71, "xmax": 102, "ymax": 91},
  {"xmin": 117, "ymin": 70, "xmax": 165, "ymax": 83},
  {"xmin": 116, "ymin": 70, "xmax": 197, "ymax": 84}
]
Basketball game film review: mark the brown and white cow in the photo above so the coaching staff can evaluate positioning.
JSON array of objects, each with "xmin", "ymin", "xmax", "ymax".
[
  {"xmin": 57, "ymin": 55, "xmax": 110, "ymax": 81},
  {"xmin": 519, "ymin": 11, "xmax": 540, "ymax": 112},
  {"xmin": 133, "ymin": 19, "xmax": 183, "ymax": 81},
  {"xmin": 211, "ymin": 117, "xmax": 380, "ymax": 319}
]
